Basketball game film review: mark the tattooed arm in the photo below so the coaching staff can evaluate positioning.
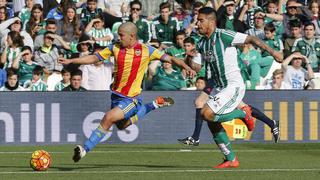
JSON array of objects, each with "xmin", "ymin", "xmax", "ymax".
[{"xmin": 245, "ymin": 36, "xmax": 283, "ymax": 63}]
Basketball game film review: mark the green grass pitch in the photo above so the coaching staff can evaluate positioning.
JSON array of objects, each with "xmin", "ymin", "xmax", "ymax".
[{"xmin": 0, "ymin": 143, "xmax": 319, "ymax": 180}]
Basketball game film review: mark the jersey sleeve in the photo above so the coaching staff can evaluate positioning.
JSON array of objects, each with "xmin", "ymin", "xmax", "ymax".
[
  {"xmin": 95, "ymin": 44, "xmax": 113, "ymax": 61},
  {"xmin": 231, "ymin": 32, "xmax": 248, "ymax": 46},
  {"xmin": 147, "ymin": 45, "xmax": 167, "ymax": 61}
]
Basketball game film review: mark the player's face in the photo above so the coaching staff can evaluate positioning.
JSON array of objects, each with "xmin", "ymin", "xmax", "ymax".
[
  {"xmin": 197, "ymin": 13, "xmax": 215, "ymax": 35},
  {"xmin": 87, "ymin": 2, "xmax": 97, "ymax": 11},
  {"xmin": 118, "ymin": 28, "xmax": 132, "ymax": 47},
  {"xmin": 304, "ymin": 25, "xmax": 315, "ymax": 39},
  {"xmin": 8, "ymin": 75, "xmax": 18, "ymax": 87},
  {"xmin": 71, "ymin": 75, "xmax": 82, "ymax": 89},
  {"xmin": 176, "ymin": 34, "xmax": 185, "ymax": 48}
]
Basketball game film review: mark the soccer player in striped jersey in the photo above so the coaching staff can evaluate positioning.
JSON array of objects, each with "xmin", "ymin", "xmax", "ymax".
[
  {"xmin": 185, "ymin": 7, "xmax": 282, "ymax": 168},
  {"xmin": 59, "ymin": 22, "xmax": 196, "ymax": 163}
]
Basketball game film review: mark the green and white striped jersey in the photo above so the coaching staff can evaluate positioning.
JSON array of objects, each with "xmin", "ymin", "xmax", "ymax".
[
  {"xmin": 23, "ymin": 79, "xmax": 47, "ymax": 91},
  {"xmin": 4, "ymin": 47, "xmax": 21, "ymax": 69},
  {"xmin": 54, "ymin": 81, "xmax": 70, "ymax": 91},
  {"xmin": 87, "ymin": 28, "xmax": 113, "ymax": 47},
  {"xmin": 196, "ymin": 28, "xmax": 247, "ymax": 88}
]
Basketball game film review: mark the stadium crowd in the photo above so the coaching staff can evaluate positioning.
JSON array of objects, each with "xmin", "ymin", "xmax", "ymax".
[{"xmin": 0, "ymin": 0, "xmax": 319, "ymax": 91}]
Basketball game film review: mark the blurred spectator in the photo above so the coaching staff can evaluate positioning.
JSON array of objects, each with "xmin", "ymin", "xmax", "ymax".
[
  {"xmin": 56, "ymin": 5, "xmax": 82, "ymax": 42},
  {"xmin": 194, "ymin": 76, "xmax": 206, "ymax": 91},
  {"xmin": 217, "ymin": 0, "xmax": 247, "ymax": 33},
  {"xmin": 43, "ymin": 1, "xmax": 59, "ymax": 18},
  {"xmin": 12, "ymin": 46, "xmax": 37, "ymax": 85},
  {"xmin": 98, "ymin": 0, "xmax": 131, "ymax": 18},
  {"xmin": 238, "ymin": 0, "xmax": 262, "ymax": 29},
  {"xmin": 26, "ymin": 4, "xmax": 46, "ymax": 39},
  {"xmin": 282, "ymin": 52, "xmax": 315, "ymax": 89},
  {"xmin": 262, "ymin": 23, "xmax": 284, "ymax": 58},
  {"xmin": 309, "ymin": 0, "xmax": 319, "ymax": 36},
  {"xmin": 0, "ymin": 67, "xmax": 25, "ymax": 91},
  {"xmin": 264, "ymin": 0, "xmax": 312, "ymax": 38},
  {"xmin": 127, "ymin": 0, "xmax": 151, "ymax": 43},
  {"xmin": 239, "ymin": 43, "xmax": 262, "ymax": 89},
  {"xmin": 165, "ymin": 30, "xmax": 186, "ymax": 65},
  {"xmin": 148, "ymin": 61, "xmax": 186, "ymax": 91},
  {"xmin": 34, "ymin": 31, "xmax": 62, "ymax": 80},
  {"xmin": 245, "ymin": 9, "xmax": 266, "ymax": 40},
  {"xmin": 292, "ymin": 22, "xmax": 320, "ymax": 72},
  {"xmin": 265, "ymin": 69, "xmax": 291, "ymax": 89},
  {"xmin": 284, "ymin": 19, "xmax": 302, "ymax": 58},
  {"xmin": 54, "ymin": 68, "xmax": 71, "ymax": 91},
  {"xmin": 0, "ymin": 31, "xmax": 24, "ymax": 69},
  {"xmin": 85, "ymin": 14, "xmax": 113, "ymax": 47},
  {"xmin": 74, "ymin": 34, "xmax": 94, "ymax": 57},
  {"xmin": 80, "ymin": 44, "xmax": 114, "ymax": 90},
  {"xmin": 18, "ymin": 0, "xmax": 34, "ymax": 30},
  {"xmin": 172, "ymin": 3, "xmax": 187, "ymax": 21},
  {"xmin": 34, "ymin": 19, "xmax": 71, "ymax": 51},
  {"xmin": 0, "ymin": 0, "xmax": 14, "ymax": 18},
  {"xmin": 0, "ymin": 17, "xmax": 34, "ymax": 51},
  {"xmin": 13, "ymin": 0, "xmax": 43, "ymax": 13},
  {"xmin": 182, "ymin": 1, "xmax": 204, "ymax": 36},
  {"xmin": 80, "ymin": 0, "xmax": 102, "ymax": 27},
  {"xmin": 151, "ymin": 1, "xmax": 180, "ymax": 48},
  {"xmin": 0, "ymin": 6, "xmax": 8, "ymax": 24},
  {"xmin": 63, "ymin": 69, "xmax": 87, "ymax": 91},
  {"xmin": 262, "ymin": 0, "xmax": 284, "ymax": 39},
  {"xmin": 23, "ymin": 65, "xmax": 47, "ymax": 91},
  {"xmin": 0, "ymin": 66, "xmax": 6, "ymax": 87},
  {"xmin": 46, "ymin": 0, "xmax": 74, "ymax": 21}
]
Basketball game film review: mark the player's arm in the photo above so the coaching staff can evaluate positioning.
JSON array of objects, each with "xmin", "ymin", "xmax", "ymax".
[
  {"xmin": 245, "ymin": 36, "xmax": 283, "ymax": 63},
  {"xmin": 59, "ymin": 55, "xmax": 99, "ymax": 65},
  {"xmin": 162, "ymin": 55, "xmax": 196, "ymax": 77},
  {"xmin": 185, "ymin": 50, "xmax": 202, "ymax": 73}
]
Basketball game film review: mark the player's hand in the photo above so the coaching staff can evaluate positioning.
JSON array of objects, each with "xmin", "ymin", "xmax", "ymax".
[
  {"xmin": 58, "ymin": 57, "xmax": 71, "ymax": 65},
  {"xmin": 273, "ymin": 51, "xmax": 283, "ymax": 63},
  {"xmin": 186, "ymin": 68, "xmax": 196, "ymax": 78}
]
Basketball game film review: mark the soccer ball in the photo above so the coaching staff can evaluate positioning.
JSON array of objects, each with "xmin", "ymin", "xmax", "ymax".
[{"xmin": 30, "ymin": 150, "xmax": 52, "ymax": 171}]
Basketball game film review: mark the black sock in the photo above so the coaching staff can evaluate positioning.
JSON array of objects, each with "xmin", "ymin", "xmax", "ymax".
[
  {"xmin": 191, "ymin": 108, "xmax": 203, "ymax": 141},
  {"xmin": 250, "ymin": 105, "xmax": 274, "ymax": 129}
]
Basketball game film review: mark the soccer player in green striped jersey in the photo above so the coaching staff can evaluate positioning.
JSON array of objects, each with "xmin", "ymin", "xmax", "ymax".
[{"xmin": 187, "ymin": 7, "xmax": 283, "ymax": 168}]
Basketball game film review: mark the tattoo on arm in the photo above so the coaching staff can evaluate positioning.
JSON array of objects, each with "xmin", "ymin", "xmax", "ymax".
[{"xmin": 245, "ymin": 36, "xmax": 275, "ymax": 56}]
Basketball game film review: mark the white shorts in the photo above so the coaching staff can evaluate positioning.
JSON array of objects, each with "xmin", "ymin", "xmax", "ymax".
[{"xmin": 207, "ymin": 85, "xmax": 245, "ymax": 115}]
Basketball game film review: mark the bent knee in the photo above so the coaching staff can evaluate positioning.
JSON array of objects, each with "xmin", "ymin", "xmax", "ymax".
[{"xmin": 201, "ymin": 107, "xmax": 214, "ymax": 121}]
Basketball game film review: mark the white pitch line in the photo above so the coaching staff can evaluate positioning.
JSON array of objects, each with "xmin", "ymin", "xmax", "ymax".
[
  {"xmin": 0, "ymin": 169, "xmax": 319, "ymax": 174},
  {"xmin": 0, "ymin": 149, "xmax": 277, "ymax": 154}
]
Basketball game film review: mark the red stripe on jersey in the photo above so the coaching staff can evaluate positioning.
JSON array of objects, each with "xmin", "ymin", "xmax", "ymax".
[
  {"xmin": 113, "ymin": 48, "xmax": 126, "ymax": 90},
  {"xmin": 121, "ymin": 44, "xmax": 142, "ymax": 95}
]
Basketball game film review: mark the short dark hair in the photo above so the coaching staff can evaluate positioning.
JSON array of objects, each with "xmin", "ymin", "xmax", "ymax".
[
  {"xmin": 159, "ymin": 2, "xmax": 171, "ymax": 11},
  {"xmin": 32, "ymin": 65, "xmax": 44, "ymax": 75},
  {"xmin": 264, "ymin": 22, "xmax": 276, "ymax": 32},
  {"xmin": 61, "ymin": 68, "xmax": 71, "ymax": 75},
  {"xmin": 130, "ymin": 0, "xmax": 142, "ymax": 9},
  {"xmin": 198, "ymin": 7, "xmax": 216, "ymax": 20},
  {"xmin": 289, "ymin": 18, "xmax": 301, "ymax": 28},
  {"xmin": 176, "ymin": 30, "xmax": 186, "ymax": 37},
  {"xmin": 6, "ymin": 68, "xmax": 18, "ymax": 77},
  {"xmin": 183, "ymin": 37, "xmax": 195, "ymax": 45},
  {"xmin": 71, "ymin": 69, "xmax": 83, "ymax": 77},
  {"xmin": 21, "ymin": 46, "xmax": 32, "ymax": 52},
  {"xmin": 46, "ymin": 18, "xmax": 56, "ymax": 26},
  {"xmin": 304, "ymin": 22, "xmax": 316, "ymax": 30},
  {"xmin": 87, "ymin": 0, "xmax": 98, "ymax": 3}
]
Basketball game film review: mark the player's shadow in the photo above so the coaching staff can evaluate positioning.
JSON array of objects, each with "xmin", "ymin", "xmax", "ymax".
[{"xmin": 52, "ymin": 163, "xmax": 202, "ymax": 171}]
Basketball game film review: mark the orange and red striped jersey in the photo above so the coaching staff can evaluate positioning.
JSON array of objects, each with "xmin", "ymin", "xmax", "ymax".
[{"xmin": 96, "ymin": 42, "xmax": 167, "ymax": 97}]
